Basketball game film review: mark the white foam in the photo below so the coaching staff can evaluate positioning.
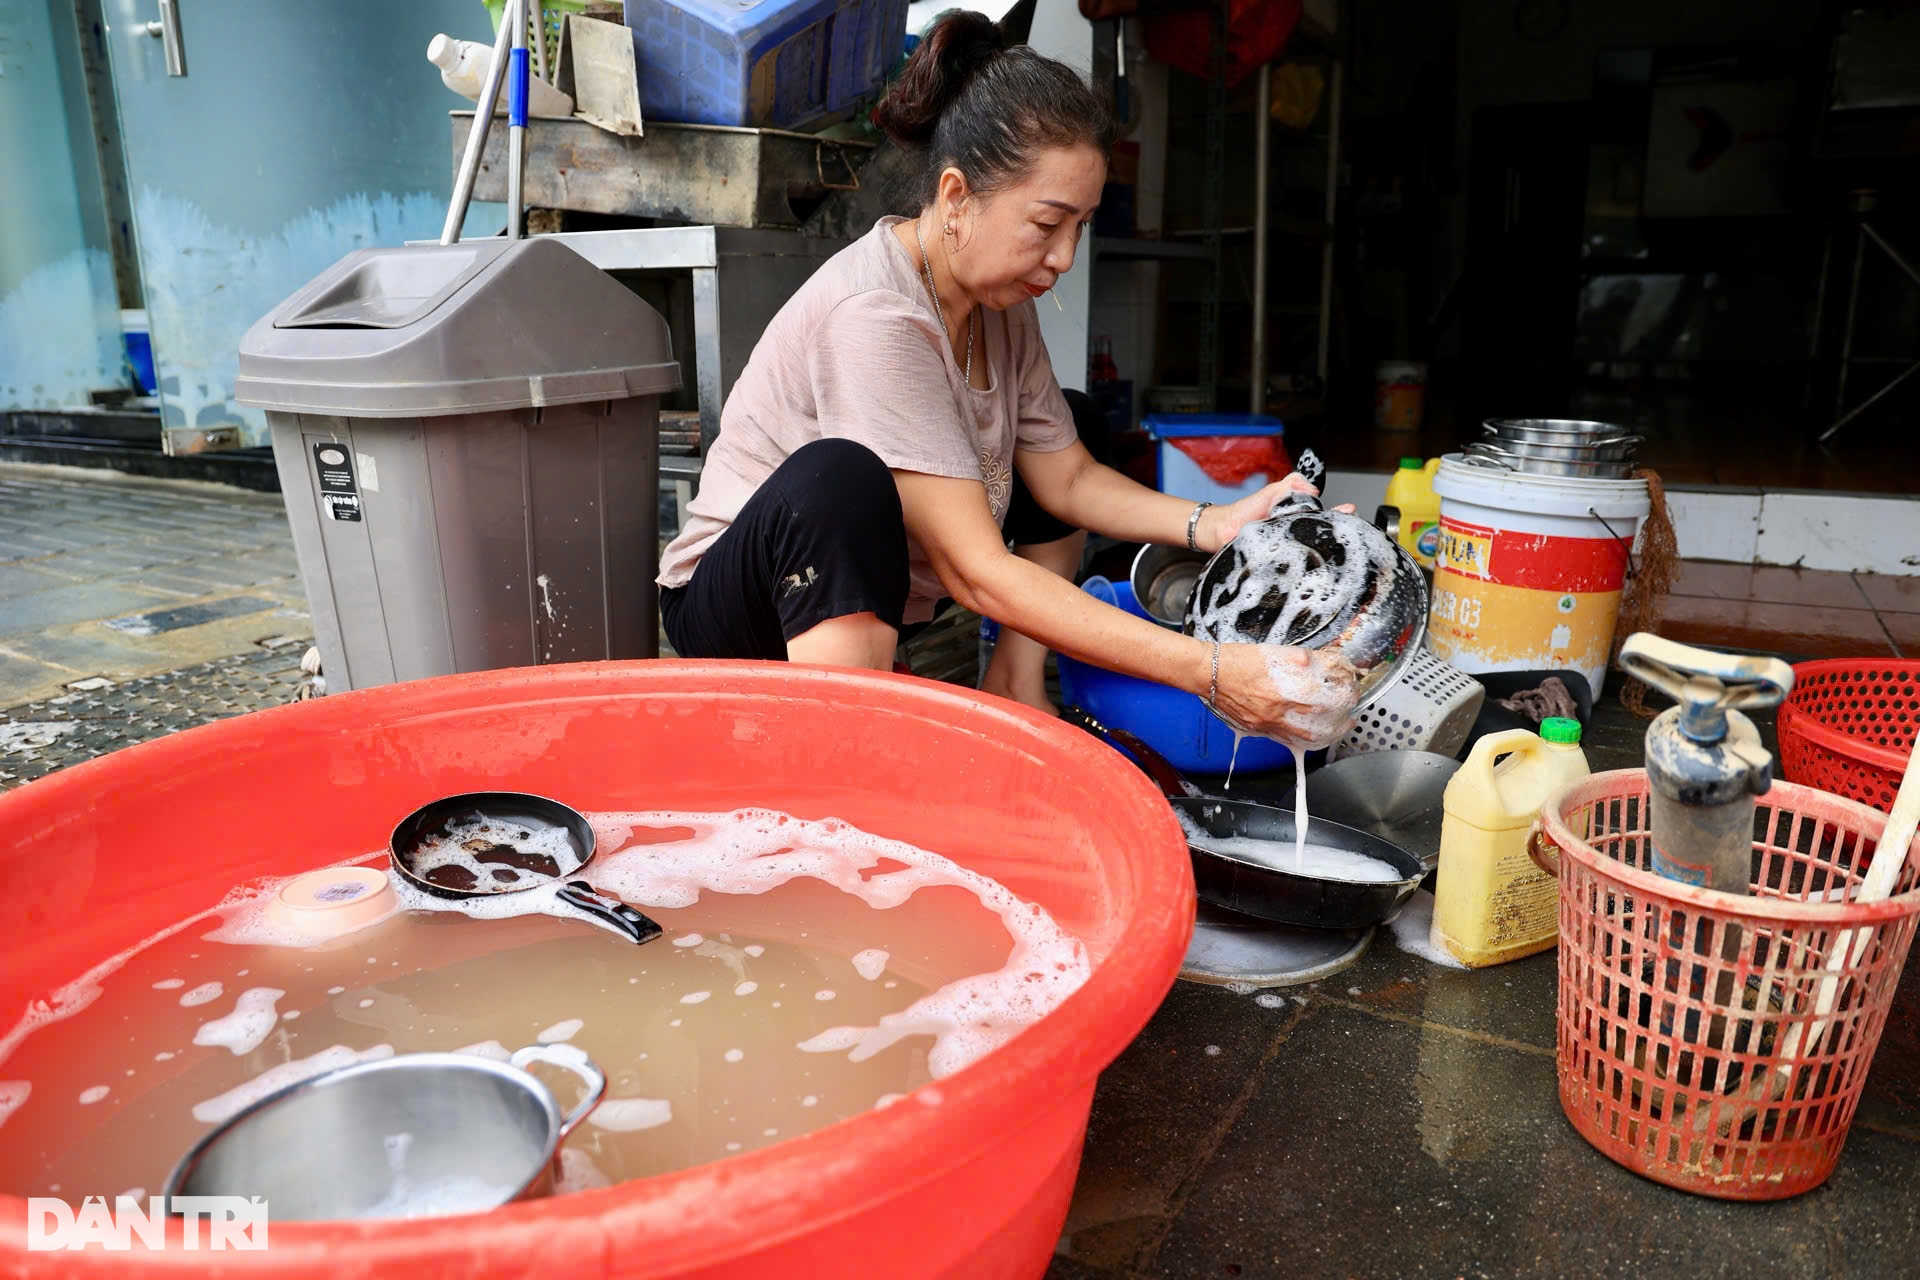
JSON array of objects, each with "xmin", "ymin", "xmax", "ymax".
[
  {"xmin": 584, "ymin": 808, "xmax": 1091, "ymax": 1080},
  {"xmin": 680, "ymin": 991, "xmax": 711, "ymax": 1005},
  {"xmin": 734, "ymin": 981, "xmax": 758, "ymax": 996},
  {"xmin": 1176, "ymin": 809, "xmax": 1402, "ymax": 883},
  {"xmin": 193, "ymin": 1043, "xmax": 395, "ymax": 1125},
  {"xmin": 851, "ymin": 949, "xmax": 890, "ymax": 981},
  {"xmin": 801, "ymin": 1095, "xmax": 818, "ymax": 1107},
  {"xmin": 555, "ymin": 1146, "xmax": 611, "ymax": 1194},
  {"xmin": 179, "ymin": 982, "xmax": 224, "ymax": 1008},
  {"xmin": 1205, "ymin": 1044, "xmax": 1222, "ymax": 1056},
  {"xmin": 327, "ymin": 986, "xmax": 346, "ymax": 995},
  {"xmin": 358, "ymin": 997, "xmax": 375, "ymax": 1009},
  {"xmin": 874, "ymin": 1093, "xmax": 904, "ymax": 1109},
  {"xmin": 453, "ymin": 1040, "xmax": 513, "ymax": 1062},
  {"xmin": 537, "ymin": 1018, "xmax": 583, "ymax": 1043},
  {"xmin": 588, "ymin": 1097, "xmax": 672, "ymax": 1132},
  {"xmin": 724, "ymin": 1048, "xmax": 744, "ymax": 1063},
  {"xmin": 672, "ymin": 933, "xmax": 704, "ymax": 947},
  {"xmin": 0, "ymin": 1081, "xmax": 30, "ymax": 1127},
  {"xmin": 1254, "ymin": 992, "xmax": 1287, "ymax": 1009},
  {"xmin": 79, "ymin": 1085, "xmax": 110, "ymax": 1104},
  {"xmin": 192, "ymin": 987, "xmax": 286, "ymax": 1056},
  {"xmin": 152, "ymin": 979, "xmax": 184, "ymax": 990},
  {"xmin": 814, "ymin": 990, "xmax": 836, "ymax": 1002},
  {"xmin": 744, "ymin": 944, "xmax": 765, "ymax": 958},
  {"xmin": 155, "ymin": 1051, "xmax": 175, "ymax": 1062},
  {"xmin": 1389, "ymin": 890, "xmax": 1467, "ymax": 969},
  {"xmin": 403, "ymin": 817, "xmax": 578, "ymax": 892}
]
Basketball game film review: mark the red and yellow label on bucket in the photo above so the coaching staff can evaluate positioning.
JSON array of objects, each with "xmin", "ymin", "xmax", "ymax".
[{"xmin": 1426, "ymin": 516, "xmax": 1629, "ymax": 688}]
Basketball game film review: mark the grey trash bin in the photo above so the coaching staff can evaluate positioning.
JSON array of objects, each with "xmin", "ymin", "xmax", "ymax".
[{"xmin": 236, "ymin": 237, "xmax": 682, "ymax": 694}]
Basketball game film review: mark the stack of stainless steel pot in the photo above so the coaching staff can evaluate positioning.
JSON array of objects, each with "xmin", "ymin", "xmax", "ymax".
[{"xmin": 1466, "ymin": 419, "xmax": 1640, "ymax": 479}]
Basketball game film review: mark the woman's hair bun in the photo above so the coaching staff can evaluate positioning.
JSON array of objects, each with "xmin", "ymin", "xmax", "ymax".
[{"xmin": 871, "ymin": 11, "xmax": 1009, "ymax": 148}]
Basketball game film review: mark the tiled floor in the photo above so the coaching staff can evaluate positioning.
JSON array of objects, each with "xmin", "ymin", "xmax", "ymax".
[
  {"xmin": 0, "ymin": 464, "xmax": 310, "ymax": 707},
  {"xmin": 1661, "ymin": 559, "xmax": 1913, "ymax": 659}
]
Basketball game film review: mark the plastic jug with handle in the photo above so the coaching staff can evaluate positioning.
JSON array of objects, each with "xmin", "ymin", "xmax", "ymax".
[
  {"xmin": 1381, "ymin": 456, "xmax": 1442, "ymax": 569},
  {"xmin": 1430, "ymin": 718, "xmax": 1590, "ymax": 966}
]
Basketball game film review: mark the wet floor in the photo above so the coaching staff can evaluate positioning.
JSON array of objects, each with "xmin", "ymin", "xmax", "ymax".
[{"xmin": 1049, "ymin": 694, "xmax": 1920, "ymax": 1279}]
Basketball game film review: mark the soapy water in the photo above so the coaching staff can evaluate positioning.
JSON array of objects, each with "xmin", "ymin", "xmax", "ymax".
[
  {"xmin": 402, "ymin": 816, "xmax": 581, "ymax": 894},
  {"xmin": 1176, "ymin": 809, "xmax": 1403, "ymax": 884},
  {"xmin": 0, "ymin": 807, "xmax": 1086, "ymax": 1201},
  {"xmin": 1388, "ymin": 890, "xmax": 1466, "ymax": 969}
]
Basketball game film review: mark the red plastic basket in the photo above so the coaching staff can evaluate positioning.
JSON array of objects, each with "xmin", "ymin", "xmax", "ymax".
[
  {"xmin": 1777, "ymin": 659, "xmax": 1920, "ymax": 814},
  {"xmin": 1533, "ymin": 770, "xmax": 1920, "ymax": 1199}
]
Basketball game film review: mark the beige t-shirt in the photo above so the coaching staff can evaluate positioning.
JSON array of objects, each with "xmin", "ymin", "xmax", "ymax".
[{"xmin": 656, "ymin": 217, "xmax": 1079, "ymax": 624}]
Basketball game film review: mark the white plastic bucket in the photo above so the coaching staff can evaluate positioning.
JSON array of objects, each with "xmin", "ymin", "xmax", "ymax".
[{"xmin": 1426, "ymin": 455, "xmax": 1650, "ymax": 696}]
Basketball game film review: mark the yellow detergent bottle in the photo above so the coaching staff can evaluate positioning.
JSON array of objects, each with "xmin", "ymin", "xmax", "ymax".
[
  {"xmin": 1383, "ymin": 457, "xmax": 1442, "ymax": 568},
  {"xmin": 1430, "ymin": 718, "xmax": 1590, "ymax": 967}
]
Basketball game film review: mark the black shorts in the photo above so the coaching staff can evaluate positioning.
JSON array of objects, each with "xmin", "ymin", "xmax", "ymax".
[{"xmin": 661, "ymin": 390, "xmax": 1111, "ymax": 661}]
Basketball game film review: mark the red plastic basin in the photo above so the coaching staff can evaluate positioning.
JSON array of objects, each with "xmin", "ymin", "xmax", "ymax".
[{"xmin": 0, "ymin": 661, "xmax": 1193, "ymax": 1277}]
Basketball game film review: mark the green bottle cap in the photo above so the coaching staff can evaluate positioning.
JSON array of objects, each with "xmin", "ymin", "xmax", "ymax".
[
  {"xmin": 1541, "ymin": 716, "xmax": 1582, "ymax": 744},
  {"xmin": 1398, "ymin": 456, "xmax": 1422, "ymax": 469}
]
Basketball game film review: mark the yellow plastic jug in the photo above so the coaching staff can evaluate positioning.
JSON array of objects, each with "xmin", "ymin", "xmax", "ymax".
[
  {"xmin": 1383, "ymin": 457, "xmax": 1442, "ymax": 569},
  {"xmin": 1430, "ymin": 719, "xmax": 1589, "ymax": 967}
]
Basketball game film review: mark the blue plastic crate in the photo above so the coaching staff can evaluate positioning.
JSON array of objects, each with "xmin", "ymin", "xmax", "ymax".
[{"xmin": 623, "ymin": 0, "xmax": 904, "ymax": 128}]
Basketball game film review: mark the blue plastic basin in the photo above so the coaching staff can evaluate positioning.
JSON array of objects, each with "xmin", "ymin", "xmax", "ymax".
[{"xmin": 1057, "ymin": 579, "xmax": 1292, "ymax": 776}]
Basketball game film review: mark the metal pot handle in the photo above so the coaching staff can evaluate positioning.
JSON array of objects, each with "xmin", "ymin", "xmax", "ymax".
[
  {"xmin": 557, "ymin": 879, "xmax": 663, "ymax": 945},
  {"xmin": 1527, "ymin": 821, "xmax": 1561, "ymax": 879},
  {"xmin": 511, "ymin": 1044, "xmax": 608, "ymax": 1140}
]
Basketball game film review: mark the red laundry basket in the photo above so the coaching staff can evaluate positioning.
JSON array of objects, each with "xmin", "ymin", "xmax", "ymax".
[
  {"xmin": 1531, "ymin": 770, "xmax": 1920, "ymax": 1199},
  {"xmin": 1777, "ymin": 658, "xmax": 1920, "ymax": 814}
]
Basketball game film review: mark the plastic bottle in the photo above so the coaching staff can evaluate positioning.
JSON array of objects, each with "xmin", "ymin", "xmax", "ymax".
[
  {"xmin": 427, "ymin": 34, "xmax": 575, "ymax": 118},
  {"xmin": 1383, "ymin": 456, "xmax": 1442, "ymax": 569},
  {"xmin": 1430, "ymin": 717, "xmax": 1589, "ymax": 967}
]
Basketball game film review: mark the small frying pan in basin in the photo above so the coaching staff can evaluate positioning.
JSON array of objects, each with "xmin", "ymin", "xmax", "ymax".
[
  {"xmin": 390, "ymin": 792, "xmax": 662, "ymax": 945},
  {"xmin": 1063, "ymin": 709, "xmax": 1424, "ymax": 930}
]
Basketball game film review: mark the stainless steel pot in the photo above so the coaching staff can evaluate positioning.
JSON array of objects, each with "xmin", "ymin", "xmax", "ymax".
[
  {"xmin": 1483, "ymin": 417, "xmax": 1629, "ymax": 440},
  {"xmin": 1129, "ymin": 542, "xmax": 1210, "ymax": 629},
  {"xmin": 1185, "ymin": 494, "xmax": 1428, "ymax": 711},
  {"xmin": 1477, "ymin": 430, "xmax": 1641, "ymax": 461},
  {"xmin": 1463, "ymin": 444, "xmax": 1635, "ymax": 479},
  {"xmin": 164, "ymin": 1044, "xmax": 606, "ymax": 1220}
]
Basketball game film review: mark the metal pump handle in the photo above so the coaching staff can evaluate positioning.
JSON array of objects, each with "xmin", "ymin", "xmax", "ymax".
[{"xmin": 1619, "ymin": 633, "xmax": 1794, "ymax": 741}]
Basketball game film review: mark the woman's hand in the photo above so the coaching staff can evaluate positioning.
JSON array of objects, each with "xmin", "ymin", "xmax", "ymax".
[
  {"xmin": 1197, "ymin": 474, "xmax": 1353, "ymax": 552},
  {"xmin": 1207, "ymin": 643, "xmax": 1359, "ymax": 748}
]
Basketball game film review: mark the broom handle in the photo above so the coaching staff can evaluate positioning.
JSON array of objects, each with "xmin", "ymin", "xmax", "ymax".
[{"xmin": 1776, "ymin": 732, "xmax": 1920, "ymax": 1076}]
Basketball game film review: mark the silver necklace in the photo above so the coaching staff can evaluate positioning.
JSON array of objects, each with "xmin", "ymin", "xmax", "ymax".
[{"xmin": 916, "ymin": 221, "xmax": 975, "ymax": 387}]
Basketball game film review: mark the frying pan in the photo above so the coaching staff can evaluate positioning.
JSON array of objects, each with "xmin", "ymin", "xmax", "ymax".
[
  {"xmin": 1063, "ymin": 709, "xmax": 1424, "ymax": 929},
  {"xmin": 390, "ymin": 791, "xmax": 663, "ymax": 945}
]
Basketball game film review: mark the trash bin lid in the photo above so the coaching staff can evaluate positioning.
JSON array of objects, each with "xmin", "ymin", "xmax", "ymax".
[{"xmin": 236, "ymin": 238, "xmax": 681, "ymax": 417}]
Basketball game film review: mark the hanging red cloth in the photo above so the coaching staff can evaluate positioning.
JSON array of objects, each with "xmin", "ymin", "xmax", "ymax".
[{"xmin": 1143, "ymin": 0, "xmax": 1303, "ymax": 87}]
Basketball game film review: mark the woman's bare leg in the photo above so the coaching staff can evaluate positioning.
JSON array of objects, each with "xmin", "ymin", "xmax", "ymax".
[{"xmin": 786, "ymin": 612, "xmax": 899, "ymax": 670}]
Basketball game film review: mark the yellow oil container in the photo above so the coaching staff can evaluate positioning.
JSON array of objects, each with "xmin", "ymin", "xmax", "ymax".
[
  {"xmin": 1383, "ymin": 457, "xmax": 1442, "ymax": 568},
  {"xmin": 1430, "ymin": 719, "xmax": 1589, "ymax": 967}
]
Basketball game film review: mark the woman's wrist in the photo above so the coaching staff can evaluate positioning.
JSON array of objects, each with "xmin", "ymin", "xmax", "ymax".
[{"xmin": 1194, "ymin": 502, "xmax": 1229, "ymax": 554}]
